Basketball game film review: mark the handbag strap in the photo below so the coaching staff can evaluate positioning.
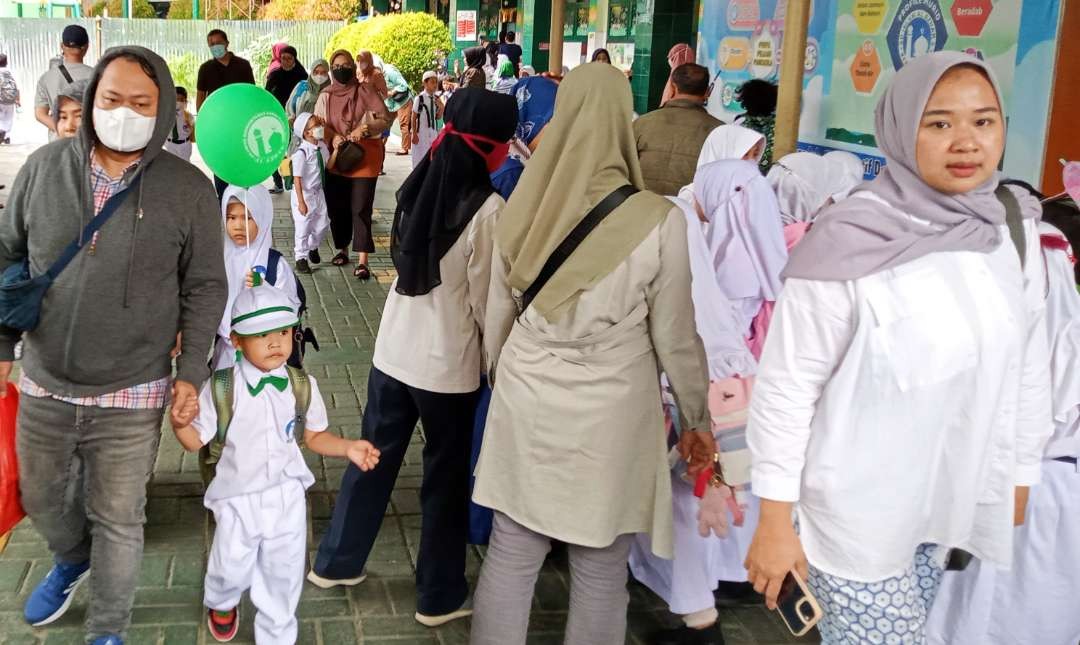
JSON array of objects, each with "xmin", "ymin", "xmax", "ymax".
[
  {"xmin": 46, "ymin": 177, "xmax": 139, "ymax": 280},
  {"xmin": 995, "ymin": 184, "xmax": 1025, "ymax": 268},
  {"xmin": 520, "ymin": 184, "xmax": 639, "ymax": 312}
]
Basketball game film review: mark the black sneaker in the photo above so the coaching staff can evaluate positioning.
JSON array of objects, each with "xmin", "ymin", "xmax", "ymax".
[
  {"xmin": 649, "ymin": 623, "xmax": 725, "ymax": 645},
  {"xmin": 269, "ymin": 187, "xmax": 284, "ymax": 195},
  {"xmin": 308, "ymin": 249, "xmax": 322, "ymax": 265},
  {"xmin": 296, "ymin": 258, "xmax": 312, "ymax": 274},
  {"xmin": 713, "ymin": 581, "xmax": 761, "ymax": 607}
]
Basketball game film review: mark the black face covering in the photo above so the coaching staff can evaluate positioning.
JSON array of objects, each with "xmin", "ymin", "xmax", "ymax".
[{"xmin": 331, "ymin": 68, "xmax": 354, "ymax": 84}]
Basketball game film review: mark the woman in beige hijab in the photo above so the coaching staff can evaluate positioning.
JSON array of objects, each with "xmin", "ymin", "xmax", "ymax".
[{"xmin": 470, "ymin": 62, "xmax": 714, "ymax": 645}]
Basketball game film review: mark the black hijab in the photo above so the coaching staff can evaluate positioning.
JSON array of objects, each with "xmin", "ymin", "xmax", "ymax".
[
  {"xmin": 463, "ymin": 46, "xmax": 486, "ymax": 69},
  {"xmin": 392, "ymin": 88, "xmax": 518, "ymax": 296}
]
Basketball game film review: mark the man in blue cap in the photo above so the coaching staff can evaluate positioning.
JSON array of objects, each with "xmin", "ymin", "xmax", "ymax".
[{"xmin": 34, "ymin": 24, "xmax": 93, "ymax": 139}]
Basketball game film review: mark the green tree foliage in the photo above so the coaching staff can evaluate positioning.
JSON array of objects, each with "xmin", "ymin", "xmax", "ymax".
[
  {"xmin": 90, "ymin": 0, "xmax": 156, "ymax": 17},
  {"xmin": 259, "ymin": 0, "xmax": 361, "ymax": 21},
  {"xmin": 326, "ymin": 13, "xmax": 452, "ymax": 89},
  {"xmin": 166, "ymin": 52, "xmax": 198, "ymax": 93}
]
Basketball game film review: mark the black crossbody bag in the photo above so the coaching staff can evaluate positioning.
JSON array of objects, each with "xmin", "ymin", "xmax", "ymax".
[{"xmin": 519, "ymin": 184, "xmax": 639, "ymax": 313}]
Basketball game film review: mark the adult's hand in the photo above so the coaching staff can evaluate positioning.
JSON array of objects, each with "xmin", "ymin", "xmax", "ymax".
[
  {"xmin": 171, "ymin": 380, "xmax": 199, "ymax": 427},
  {"xmin": 1014, "ymin": 486, "xmax": 1030, "ymax": 526},
  {"xmin": 333, "ymin": 134, "xmax": 347, "ymax": 149},
  {"xmin": 678, "ymin": 429, "xmax": 715, "ymax": 477},
  {"xmin": 745, "ymin": 499, "xmax": 808, "ymax": 610},
  {"xmin": 0, "ymin": 361, "xmax": 12, "ymax": 397}
]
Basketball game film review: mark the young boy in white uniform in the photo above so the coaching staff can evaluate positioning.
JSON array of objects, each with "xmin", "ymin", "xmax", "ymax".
[
  {"xmin": 164, "ymin": 86, "xmax": 195, "ymax": 161},
  {"xmin": 289, "ymin": 112, "xmax": 330, "ymax": 274},
  {"xmin": 410, "ymin": 71, "xmax": 444, "ymax": 168},
  {"xmin": 172, "ymin": 286, "xmax": 380, "ymax": 644}
]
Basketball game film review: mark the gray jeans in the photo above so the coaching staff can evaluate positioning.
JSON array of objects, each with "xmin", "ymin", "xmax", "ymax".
[
  {"xmin": 16, "ymin": 393, "xmax": 164, "ymax": 641},
  {"xmin": 471, "ymin": 512, "xmax": 632, "ymax": 645}
]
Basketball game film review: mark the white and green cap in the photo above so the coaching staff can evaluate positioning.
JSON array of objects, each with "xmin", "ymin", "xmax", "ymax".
[{"xmin": 230, "ymin": 285, "xmax": 299, "ymax": 337}]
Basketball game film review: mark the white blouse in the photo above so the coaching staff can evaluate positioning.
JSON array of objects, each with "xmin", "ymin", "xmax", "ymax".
[
  {"xmin": 748, "ymin": 197, "xmax": 1053, "ymax": 582},
  {"xmin": 373, "ymin": 193, "xmax": 504, "ymax": 394}
]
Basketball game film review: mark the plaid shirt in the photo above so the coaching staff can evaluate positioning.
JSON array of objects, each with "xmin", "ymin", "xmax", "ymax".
[{"xmin": 19, "ymin": 149, "xmax": 169, "ymax": 410}]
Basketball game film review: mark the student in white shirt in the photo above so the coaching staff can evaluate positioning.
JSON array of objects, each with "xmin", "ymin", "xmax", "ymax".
[
  {"xmin": 171, "ymin": 286, "xmax": 379, "ymax": 644},
  {"xmin": 164, "ymin": 86, "xmax": 195, "ymax": 161},
  {"xmin": 214, "ymin": 185, "xmax": 301, "ymax": 370},
  {"xmin": 410, "ymin": 71, "xmax": 444, "ymax": 168},
  {"xmin": 743, "ymin": 52, "xmax": 1053, "ymax": 643},
  {"xmin": 289, "ymin": 112, "xmax": 330, "ymax": 274},
  {"xmin": 307, "ymin": 88, "xmax": 517, "ymax": 629},
  {"xmin": 925, "ymin": 220, "xmax": 1080, "ymax": 645}
]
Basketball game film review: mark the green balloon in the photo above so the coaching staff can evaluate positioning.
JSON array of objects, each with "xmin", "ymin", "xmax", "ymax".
[{"xmin": 195, "ymin": 84, "xmax": 289, "ymax": 188}]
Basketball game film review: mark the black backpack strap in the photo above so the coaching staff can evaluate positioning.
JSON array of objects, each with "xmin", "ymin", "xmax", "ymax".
[
  {"xmin": 520, "ymin": 185, "xmax": 639, "ymax": 313},
  {"xmin": 266, "ymin": 248, "xmax": 281, "ymax": 286},
  {"xmin": 57, "ymin": 63, "xmax": 73, "ymax": 84},
  {"xmin": 47, "ymin": 177, "xmax": 139, "ymax": 281},
  {"xmin": 996, "ymin": 185, "xmax": 1026, "ymax": 268}
]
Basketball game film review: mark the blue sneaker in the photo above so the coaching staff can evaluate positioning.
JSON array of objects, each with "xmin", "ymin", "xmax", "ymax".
[
  {"xmin": 89, "ymin": 636, "xmax": 123, "ymax": 645},
  {"xmin": 23, "ymin": 560, "xmax": 90, "ymax": 626}
]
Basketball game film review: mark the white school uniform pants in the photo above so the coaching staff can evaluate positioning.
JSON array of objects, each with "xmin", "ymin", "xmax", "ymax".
[
  {"xmin": 410, "ymin": 126, "xmax": 438, "ymax": 169},
  {"xmin": 205, "ymin": 479, "xmax": 307, "ymax": 645},
  {"xmin": 291, "ymin": 190, "xmax": 330, "ymax": 261},
  {"xmin": 0, "ymin": 103, "xmax": 13, "ymax": 135},
  {"xmin": 926, "ymin": 458, "xmax": 1080, "ymax": 645},
  {"xmin": 628, "ymin": 474, "xmax": 760, "ymax": 616}
]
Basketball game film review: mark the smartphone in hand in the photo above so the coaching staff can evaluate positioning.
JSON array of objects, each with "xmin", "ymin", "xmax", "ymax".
[{"xmin": 775, "ymin": 570, "xmax": 823, "ymax": 637}]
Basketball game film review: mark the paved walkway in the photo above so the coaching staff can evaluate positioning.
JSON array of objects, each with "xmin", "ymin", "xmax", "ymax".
[{"xmin": 0, "ymin": 144, "xmax": 816, "ymax": 644}]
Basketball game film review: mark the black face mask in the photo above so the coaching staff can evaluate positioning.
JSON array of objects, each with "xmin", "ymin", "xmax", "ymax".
[{"xmin": 332, "ymin": 68, "xmax": 354, "ymax": 84}]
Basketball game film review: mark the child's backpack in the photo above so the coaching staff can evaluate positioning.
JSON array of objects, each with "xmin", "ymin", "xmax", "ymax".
[
  {"xmin": 265, "ymin": 248, "xmax": 320, "ymax": 368},
  {"xmin": 198, "ymin": 365, "xmax": 312, "ymax": 486},
  {"xmin": 288, "ymin": 79, "xmax": 308, "ymax": 116},
  {"xmin": 0, "ymin": 73, "xmax": 17, "ymax": 105}
]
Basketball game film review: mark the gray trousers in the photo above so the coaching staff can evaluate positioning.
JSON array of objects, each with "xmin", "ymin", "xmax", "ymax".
[
  {"xmin": 16, "ymin": 393, "xmax": 164, "ymax": 641},
  {"xmin": 470, "ymin": 512, "xmax": 632, "ymax": 645}
]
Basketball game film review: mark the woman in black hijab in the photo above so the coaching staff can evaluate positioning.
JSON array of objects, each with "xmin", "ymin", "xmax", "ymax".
[
  {"xmin": 310, "ymin": 88, "xmax": 519, "ymax": 628},
  {"xmin": 460, "ymin": 45, "xmax": 488, "ymax": 88}
]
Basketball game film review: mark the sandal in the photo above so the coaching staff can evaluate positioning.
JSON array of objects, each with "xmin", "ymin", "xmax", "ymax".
[
  {"xmin": 353, "ymin": 264, "xmax": 370, "ymax": 281},
  {"xmin": 331, "ymin": 251, "xmax": 349, "ymax": 266}
]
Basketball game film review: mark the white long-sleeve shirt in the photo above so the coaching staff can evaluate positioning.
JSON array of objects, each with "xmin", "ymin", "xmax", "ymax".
[
  {"xmin": 748, "ymin": 197, "xmax": 1053, "ymax": 582},
  {"xmin": 373, "ymin": 193, "xmax": 504, "ymax": 393}
]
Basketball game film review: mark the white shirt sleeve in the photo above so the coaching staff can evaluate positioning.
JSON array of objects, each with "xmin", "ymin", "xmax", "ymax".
[
  {"xmin": 466, "ymin": 196, "xmax": 502, "ymax": 341},
  {"xmin": 304, "ymin": 374, "xmax": 329, "ymax": 433},
  {"xmin": 748, "ymin": 278, "xmax": 857, "ymax": 502},
  {"xmin": 1014, "ymin": 219, "xmax": 1054, "ymax": 485},
  {"xmin": 190, "ymin": 379, "xmax": 219, "ymax": 446}
]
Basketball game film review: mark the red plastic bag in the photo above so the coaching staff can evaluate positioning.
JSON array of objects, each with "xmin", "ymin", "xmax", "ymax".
[{"xmin": 0, "ymin": 382, "xmax": 23, "ymax": 536}]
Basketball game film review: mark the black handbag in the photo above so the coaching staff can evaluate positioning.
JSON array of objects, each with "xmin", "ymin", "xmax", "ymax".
[
  {"xmin": 0, "ymin": 179, "xmax": 137, "ymax": 331},
  {"xmin": 334, "ymin": 140, "xmax": 366, "ymax": 173}
]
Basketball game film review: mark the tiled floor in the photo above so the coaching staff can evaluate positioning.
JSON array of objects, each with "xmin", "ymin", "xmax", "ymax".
[{"xmin": 0, "ymin": 145, "xmax": 817, "ymax": 644}]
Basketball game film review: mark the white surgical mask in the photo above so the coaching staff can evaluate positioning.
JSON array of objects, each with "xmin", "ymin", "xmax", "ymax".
[
  {"xmin": 311, "ymin": 74, "xmax": 329, "ymax": 85},
  {"xmin": 210, "ymin": 44, "xmax": 227, "ymax": 59},
  {"xmin": 311, "ymin": 126, "xmax": 325, "ymax": 140},
  {"xmin": 93, "ymin": 106, "xmax": 156, "ymax": 152}
]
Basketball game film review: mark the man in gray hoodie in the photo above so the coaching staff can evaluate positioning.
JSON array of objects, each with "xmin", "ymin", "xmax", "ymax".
[{"xmin": 0, "ymin": 46, "xmax": 226, "ymax": 645}]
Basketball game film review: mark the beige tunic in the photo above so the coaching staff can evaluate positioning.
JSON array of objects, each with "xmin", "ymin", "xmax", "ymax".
[{"xmin": 474, "ymin": 206, "xmax": 709, "ymax": 558}]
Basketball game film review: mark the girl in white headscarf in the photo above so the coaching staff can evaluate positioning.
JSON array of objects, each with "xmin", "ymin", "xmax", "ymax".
[
  {"xmin": 214, "ymin": 185, "xmax": 301, "ymax": 369},
  {"xmin": 926, "ymin": 221, "xmax": 1080, "ymax": 645},
  {"xmin": 676, "ymin": 124, "xmax": 766, "ymax": 207},
  {"xmin": 769, "ymin": 151, "xmax": 865, "ymax": 251}
]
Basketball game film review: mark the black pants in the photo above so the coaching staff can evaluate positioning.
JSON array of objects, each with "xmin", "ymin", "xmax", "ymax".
[
  {"xmin": 272, "ymin": 170, "xmax": 284, "ymax": 190},
  {"xmin": 324, "ymin": 173, "xmax": 377, "ymax": 254},
  {"xmin": 314, "ymin": 366, "xmax": 479, "ymax": 616}
]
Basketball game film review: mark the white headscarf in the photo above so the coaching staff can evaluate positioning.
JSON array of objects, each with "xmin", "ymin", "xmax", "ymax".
[
  {"xmin": 293, "ymin": 111, "xmax": 315, "ymax": 141},
  {"xmin": 768, "ymin": 152, "xmax": 836, "ymax": 225},
  {"xmin": 219, "ymin": 184, "xmax": 275, "ymax": 341},
  {"xmin": 697, "ymin": 124, "xmax": 765, "ymax": 168},
  {"xmin": 669, "ymin": 196, "xmax": 757, "ymax": 380},
  {"xmin": 693, "ymin": 160, "xmax": 787, "ymax": 332},
  {"xmin": 823, "ymin": 150, "xmax": 865, "ymax": 199}
]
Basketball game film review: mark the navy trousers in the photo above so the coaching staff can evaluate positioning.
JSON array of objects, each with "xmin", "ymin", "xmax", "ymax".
[{"xmin": 313, "ymin": 366, "xmax": 479, "ymax": 615}]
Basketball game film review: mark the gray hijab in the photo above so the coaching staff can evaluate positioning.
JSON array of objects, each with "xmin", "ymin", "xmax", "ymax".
[
  {"xmin": 53, "ymin": 78, "xmax": 89, "ymax": 121},
  {"xmin": 783, "ymin": 51, "xmax": 1039, "ymax": 281}
]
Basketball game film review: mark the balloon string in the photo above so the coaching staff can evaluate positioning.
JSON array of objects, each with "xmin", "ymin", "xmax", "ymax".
[{"xmin": 244, "ymin": 189, "xmax": 253, "ymax": 278}]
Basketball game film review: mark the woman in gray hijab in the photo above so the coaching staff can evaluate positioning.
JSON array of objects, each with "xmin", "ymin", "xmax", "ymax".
[
  {"xmin": 53, "ymin": 78, "xmax": 88, "ymax": 140},
  {"xmin": 743, "ymin": 51, "xmax": 1052, "ymax": 643}
]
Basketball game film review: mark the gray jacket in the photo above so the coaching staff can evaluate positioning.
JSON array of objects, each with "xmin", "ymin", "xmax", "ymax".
[{"xmin": 0, "ymin": 46, "xmax": 227, "ymax": 396}]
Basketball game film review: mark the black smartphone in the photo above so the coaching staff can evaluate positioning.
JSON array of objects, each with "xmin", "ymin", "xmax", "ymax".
[{"xmin": 775, "ymin": 570, "xmax": 823, "ymax": 637}]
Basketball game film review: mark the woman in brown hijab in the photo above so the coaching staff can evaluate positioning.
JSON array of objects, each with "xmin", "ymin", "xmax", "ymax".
[{"xmin": 315, "ymin": 49, "xmax": 391, "ymax": 280}]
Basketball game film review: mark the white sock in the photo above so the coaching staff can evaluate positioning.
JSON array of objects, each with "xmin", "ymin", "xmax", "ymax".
[{"xmin": 683, "ymin": 607, "xmax": 718, "ymax": 629}]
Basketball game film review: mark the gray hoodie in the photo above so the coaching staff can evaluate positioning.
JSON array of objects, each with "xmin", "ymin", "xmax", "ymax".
[{"xmin": 0, "ymin": 46, "xmax": 227, "ymax": 396}]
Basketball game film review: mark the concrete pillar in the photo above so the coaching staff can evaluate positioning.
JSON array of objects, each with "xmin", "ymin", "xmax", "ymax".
[
  {"xmin": 548, "ymin": 0, "xmax": 564, "ymax": 73},
  {"xmin": 774, "ymin": 0, "xmax": 811, "ymax": 159},
  {"xmin": 403, "ymin": 0, "xmax": 427, "ymax": 11},
  {"xmin": 522, "ymin": 0, "xmax": 552, "ymax": 72},
  {"xmin": 630, "ymin": 0, "xmax": 696, "ymax": 115}
]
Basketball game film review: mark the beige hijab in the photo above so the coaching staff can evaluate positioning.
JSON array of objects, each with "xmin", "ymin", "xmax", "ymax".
[{"xmin": 496, "ymin": 62, "xmax": 671, "ymax": 321}]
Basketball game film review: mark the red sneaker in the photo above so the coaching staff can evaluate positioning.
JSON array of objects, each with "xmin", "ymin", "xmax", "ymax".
[{"xmin": 207, "ymin": 607, "xmax": 239, "ymax": 642}]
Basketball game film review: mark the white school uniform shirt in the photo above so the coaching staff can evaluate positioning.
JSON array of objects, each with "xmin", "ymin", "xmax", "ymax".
[
  {"xmin": 748, "ymin": 192, "xmax": 1053, "ymax": 582},
  {"xmin": 192, "ymin": 359, "xmax": 329, "ymax": 503},
  {"xmin": 373, "ymin": 192, "xmax": 504, "ymax": 393},
  {"xmin": 290, "ymin": 139, "xmax": 329, "ymax": 199},
  {"xmin": 164, "ymin": 108, "xmax": 194, "ymax": 161}
]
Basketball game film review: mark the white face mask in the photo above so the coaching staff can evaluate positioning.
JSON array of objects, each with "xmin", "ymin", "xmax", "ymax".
[
  {"xmin": 93, "ymin": 106, "xmax": 156, "ymax": 153},
  {"xmin": 310, "ymin": 126, "xmax": 325, "ymax": 141},
  {"xmin": 311, "ymin": 74, "xmax": 329, "ymax": 85}
]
